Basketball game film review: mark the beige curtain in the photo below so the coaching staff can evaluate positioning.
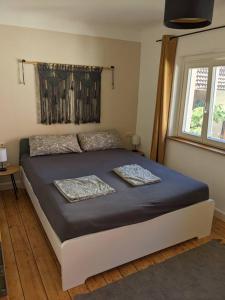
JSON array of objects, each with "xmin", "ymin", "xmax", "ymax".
[{"xmin": 150, "ymin": 35, "xmax": 178, "ymax": 164}]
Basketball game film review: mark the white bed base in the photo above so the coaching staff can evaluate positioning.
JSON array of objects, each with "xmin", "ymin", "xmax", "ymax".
[{"xmin": 21, "ymin": 168, "xmax": 215, "ymax": 291}]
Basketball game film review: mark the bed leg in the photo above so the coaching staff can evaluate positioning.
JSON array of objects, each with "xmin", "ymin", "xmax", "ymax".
[
  {"xmin": 61, "ymin": 256, "xmax": 88, "ymax": 291},
  {"xmin": 196, "ymin": 220, "xmax": 214, "ymax": 239},
  {"xmin": 197, "ymin": 232, "xmax": 212, "ymax": 239},
  {"xmin": 62, "ymin": 271, "xmax": 87, "ymax": 291}
]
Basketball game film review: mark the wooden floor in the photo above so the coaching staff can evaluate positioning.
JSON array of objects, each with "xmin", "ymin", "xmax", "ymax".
[{"xmin": 0, "ymin": 190, "xmax": 225, "ymax": 300}]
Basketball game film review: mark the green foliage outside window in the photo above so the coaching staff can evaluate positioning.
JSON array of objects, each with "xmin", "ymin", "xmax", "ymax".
[
  {"xmin": 190, "ymin": 104, "xmax": 225, "ymax": 136},
  {"xmin": 213, "ymin": 104, "xmax": 225, "ymax": 123},
  {"xmin": 190, "ymin": 106, "xmax": 204, "ymax": 135}
]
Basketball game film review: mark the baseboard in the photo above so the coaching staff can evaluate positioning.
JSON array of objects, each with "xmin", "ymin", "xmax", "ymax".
[
  {"xmin": 0, "ymin": 179, "xmax": 23, "ymax": 191},
  {"xmin": 214, "ymin": 208, "xmax": 225, "ymax": 222}
]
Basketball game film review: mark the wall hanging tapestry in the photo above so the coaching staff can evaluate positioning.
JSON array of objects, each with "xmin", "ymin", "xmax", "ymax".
[{"xmin": 37, "ymin": 63, "xmax": 103, "ymax": 125}]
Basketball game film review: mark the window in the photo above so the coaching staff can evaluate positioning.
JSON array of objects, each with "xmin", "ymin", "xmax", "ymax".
[
  {"xmin": 208, "ymin": 66, "xmax": 225, "ymax": 143},
  {"xmin": 178, "ymin": 57, "xmax": 225, "ymax": 149}
]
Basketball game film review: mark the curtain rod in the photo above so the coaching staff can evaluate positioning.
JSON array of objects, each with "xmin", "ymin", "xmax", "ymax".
[
  {"xmin": 19, "ymin": 59, "xmax": 115, "ymax": 71},
  {"xmin": 156, "ymin": 24, "xmax": 225, "ymax": 42},
  {"xmin": 18, "ymin": 59, "xmax": 115, "ymax": 88}
]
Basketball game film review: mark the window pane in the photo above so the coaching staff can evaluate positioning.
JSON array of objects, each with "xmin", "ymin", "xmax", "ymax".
[
  {"xmin": 183, "ymin": 67, "xmax": 208, "ymax": 136},
  {"xmin": 208, "ymin": 66, "xmax": 225, "ymax": 144}
]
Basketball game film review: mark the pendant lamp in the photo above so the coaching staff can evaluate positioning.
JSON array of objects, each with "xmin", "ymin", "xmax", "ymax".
[{"xmin": 164, "ymin": 0, "xmax": 214, "ymax": 29}]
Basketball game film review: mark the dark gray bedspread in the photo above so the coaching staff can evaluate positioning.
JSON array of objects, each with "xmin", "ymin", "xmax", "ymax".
[{"xmin": 21, "ymin": 149, "xmax": 209, "ymax": 242}]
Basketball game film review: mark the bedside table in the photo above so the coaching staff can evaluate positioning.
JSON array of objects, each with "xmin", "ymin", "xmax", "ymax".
[
  {"xmin": 0, "ymin": 233, "xmax": 7, "ymax": 299},
  {"xmin": 0, "ymin": 166, "xmax": 20, "ymax": 199}
]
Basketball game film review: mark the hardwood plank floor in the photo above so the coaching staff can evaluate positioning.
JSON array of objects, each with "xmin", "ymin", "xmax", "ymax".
[
  {"xmin": 0, "ymin": 195, "xmax": 24, "ymax": 300},
  {"xmin": 0, "ymin": 189, "xmax": 224, "ymax": 300}
]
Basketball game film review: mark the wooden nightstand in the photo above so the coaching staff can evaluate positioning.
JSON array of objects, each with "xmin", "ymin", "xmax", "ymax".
[
  {"xmin": 0, "ymin": 166, "xmax": 20, "ymax": 199},
  {"xmin": 0, "ymin": 233, "xmax": 7, "ymax": 299}
]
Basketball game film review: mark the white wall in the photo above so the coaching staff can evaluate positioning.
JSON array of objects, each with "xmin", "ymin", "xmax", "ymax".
[
  {"xmin": 136, "ymin": 20, "xmax": 225, "ymax": 215},
  {"xmin": 0, "ymin": 25, "xmax": 140, "ymax": 187}
]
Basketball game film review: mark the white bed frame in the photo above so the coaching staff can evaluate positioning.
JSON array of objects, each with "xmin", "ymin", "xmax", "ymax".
[{"xmin": 21, "ymin": 168, "xmax": 215, "ymax": 291}]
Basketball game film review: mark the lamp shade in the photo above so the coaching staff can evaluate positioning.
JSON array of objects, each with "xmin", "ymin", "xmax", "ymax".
[
  {"xmin": 0, "ymin": 147, "xmax": 7, "ymax": 163},
  {"xmin": 164, "ymin": 0, "xmax": 214, "ymax": 29},
  {"xmin": 132, "ymin": 135, "xmax": 141, "ymax": 146}
]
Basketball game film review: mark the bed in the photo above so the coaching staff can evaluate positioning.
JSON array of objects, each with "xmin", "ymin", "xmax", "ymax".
[{"xmin": 20, "ymin": 139, "xmax": 215, "ymax": 290}]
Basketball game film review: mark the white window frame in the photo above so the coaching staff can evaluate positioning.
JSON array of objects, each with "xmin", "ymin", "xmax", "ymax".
[{"xmin": 177, "ymin": 54, "xmax": 225, "ymax": 150}]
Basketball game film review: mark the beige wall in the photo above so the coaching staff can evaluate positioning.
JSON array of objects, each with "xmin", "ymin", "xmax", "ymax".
[
  {"xmin": 0, "ymin": 25, "xmax": 140, "ymax": 182},
  {"xmin": 136, "ymin": 23, "xmax": 225, "ymax": 215}
]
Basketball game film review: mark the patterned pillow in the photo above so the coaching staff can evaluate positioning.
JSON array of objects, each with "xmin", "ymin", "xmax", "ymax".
[
  {"xmin": 78, "ymin": 130, "xmax": 122, "ymax": 152},
  {"xmin": 29, "ymin": 134, "xmax": 82, "ymax": 157}
]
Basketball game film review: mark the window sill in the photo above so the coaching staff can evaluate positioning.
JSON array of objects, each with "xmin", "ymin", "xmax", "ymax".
[{"xmin": 167, "ymin": 136, "xmax": 225, "ymax": 157}]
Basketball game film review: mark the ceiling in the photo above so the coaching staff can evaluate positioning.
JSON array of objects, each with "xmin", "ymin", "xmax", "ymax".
[{"xmin": 0, "ymin": 0, "xmax": 224, "ymax": 41}]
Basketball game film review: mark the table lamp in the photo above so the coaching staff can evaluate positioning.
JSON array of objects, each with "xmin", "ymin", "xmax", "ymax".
[
  {"xmin": 0, "ymin": 145, "xmax": 7, "ymax": 172},
  {"xmin": 132, "ymin": 135, "xmax": 141, "ymax": 152}
]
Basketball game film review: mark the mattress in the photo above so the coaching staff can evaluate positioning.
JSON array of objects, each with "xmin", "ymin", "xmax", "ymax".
[{"xmin": 21, "ymin": 149, "xmax": 209, "ymax": 242}]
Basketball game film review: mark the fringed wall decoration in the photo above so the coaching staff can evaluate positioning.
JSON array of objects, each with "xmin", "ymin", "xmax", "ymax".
[
  {"xmin": 37, "ymin": 63, "xmax": 103, "ymax": 125},
  {"xmin": 74, "ymin": 67, "xmax": 102, "ymax": 124},
  {"xmin": 37, "ymin": 64, "xmax": 71, "ymax": 124}
]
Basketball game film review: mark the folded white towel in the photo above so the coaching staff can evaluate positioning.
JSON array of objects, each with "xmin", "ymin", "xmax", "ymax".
[
  {"xmin": 113, "ymin": 164, "xmax": 161, "ymax": 186},
  {"xmin": 54, "ymin": 175, "xmax": 115, "ymax": 203}
]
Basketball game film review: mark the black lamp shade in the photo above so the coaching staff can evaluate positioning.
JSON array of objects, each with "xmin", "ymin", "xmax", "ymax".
[{"xmin": 164, "ymin": 0, "xmax": 214, "ymax": 29}]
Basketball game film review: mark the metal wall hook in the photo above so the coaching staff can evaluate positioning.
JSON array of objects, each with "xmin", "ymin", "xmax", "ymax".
[
  {"xmin": 18, "ymin": 59, "xmax": 26, "ymax": 85},
  {"xmin": 111, "ymin": 66, "xmax": 115, "ymax": 89}
]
